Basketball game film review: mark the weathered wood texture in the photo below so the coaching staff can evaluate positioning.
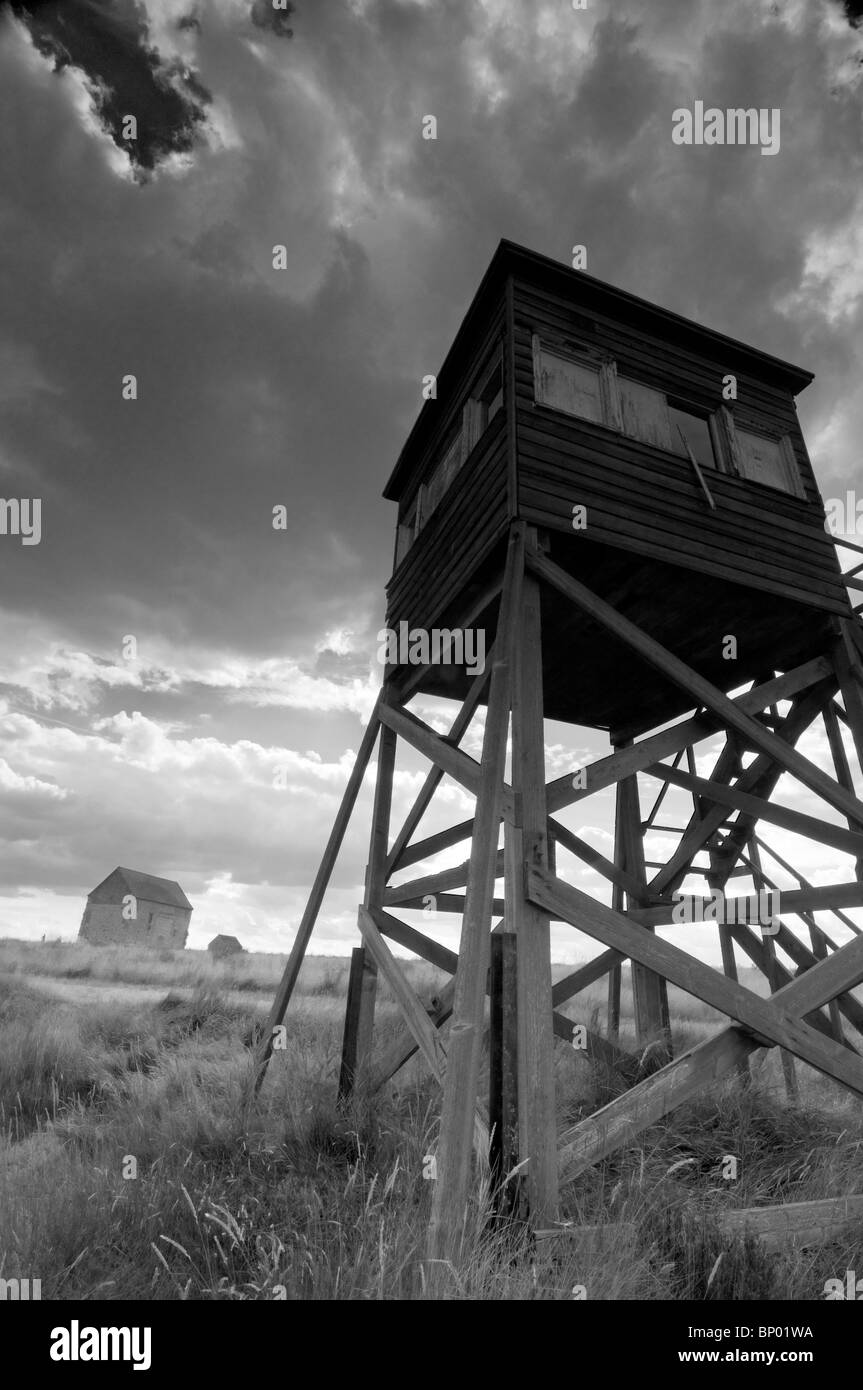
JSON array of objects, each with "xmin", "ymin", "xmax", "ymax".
[
  {"xmin": 338, "ymin": 719, "xmax": 396, "ymax": 1098},
  {"xmin": 385, "ymin": 280, "xmax": 508, "ymax": 635},
  {"xmin": 528, "ymin": 866, "xmax": 863, "ymax": 1096},
  {"xmin": 428, "ymin": 526, "xmax": 523, "ymax": 1261},
  {"xmin": 489, "ymin": 929, "xmax": 520, "ymax": 1217},
  {"xmin": 506, "ymin": 561, "xmax": 558, "ymax": 1221},
  {"xmin": 718, "ymin": 1195, "xmax": 863, "ymax": 1251},
  {"xmin": 537, "ymin": 1196, "xmax": 863, "ymax": 1252},
  {"xmin": 511, "ymin": 275, "xmax": 846, "ymax": 613},
  {"xmin": 555, "ymin": 928, "xmax": 863, "ymax": 1183}
]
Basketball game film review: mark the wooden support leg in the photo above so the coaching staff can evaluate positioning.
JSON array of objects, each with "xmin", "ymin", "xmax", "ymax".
[
  {"xmin": 338, "ymin": 719, "xmax": 397, "ymax": 1101},
  {"xmin": 607, "ymin": 772, "xmax": 624, "ymax": 1043},
  {"xmin": 427, "ymin": 524, "xmax": 524, "ymax": 1264},
  {"xmin": 824, "ymin": 695, "xmax": 863, "ymax": 885},
  {"xmin": 489, "ymin": 926, "xmax": 520, "ymax": 1221},
  {"xmin": 250, "ymin": 696, "xmax": 383, "ymax": 1099},
  {"xmin": 696, "ymin": 734, "xmax": 751, "ymax": 1082},
  {"xmin": 835, "ymin": 622, "xmax": 863, "ymax": 774},
  {"xmin": 749, "ymin": 836, "xmax": 797, "ymax": 1102},
  {"xmin": 618, "ymin": 761, "xmax": 671, "ymax": 1069},
  {"xmin": 507, "ymin": 560, "xmax": 558, "ymax": 1223}
]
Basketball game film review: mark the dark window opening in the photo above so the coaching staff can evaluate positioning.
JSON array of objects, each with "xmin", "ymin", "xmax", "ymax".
[{"xmin": 668, "ymin": 403, "xmax": 717, "ymax": 471}]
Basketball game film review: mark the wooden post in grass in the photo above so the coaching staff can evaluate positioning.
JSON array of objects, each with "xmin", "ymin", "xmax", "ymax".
[
  {"xmin": 489, "ymin": 926, "xmax": 520, "ymax": 1220},
  {"xmin": 338, "ymin": 717, "xmax": 397, "ymax": 1101}
]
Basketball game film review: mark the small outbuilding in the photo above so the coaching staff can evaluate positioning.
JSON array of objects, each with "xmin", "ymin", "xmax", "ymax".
[
  {"xmin": 207, "ymin": 934, "xmax": 244, "ymax": 959},
  {"xmin": 78, "ymin": 867, "xmax": 192, "ymax": 949}
]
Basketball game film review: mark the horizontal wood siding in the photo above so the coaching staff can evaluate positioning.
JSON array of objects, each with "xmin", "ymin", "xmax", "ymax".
[
  {"xmin": 398, "ymin": 299, "xmax": 506, "ymax": 518},
  {"xmin": 512, "ymin": 279, "xmax": 846, "ymax": 613},
  {"xmin": 386, "ymin": 422, "xmax": 509, "ymax": 632}
]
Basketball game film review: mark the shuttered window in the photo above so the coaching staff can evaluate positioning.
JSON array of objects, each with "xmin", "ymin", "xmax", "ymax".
[
  {"xmin": 735, "ymin": 428, "xmax": 804, "ymax": 497},
  {"xmin": 618, "ymin": 378, "xmax": 674, "ymax": 451},
  {"xmin": 668, "ymin": 405, "xmax": 716, "ymax": 471},
  {"xmin": 535, "ymin": 348, "xmax": 604, "ymax": 423}
]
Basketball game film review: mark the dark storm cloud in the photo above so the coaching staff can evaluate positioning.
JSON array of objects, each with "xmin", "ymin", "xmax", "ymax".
[
  {"xmin": 5, "ymin": 0, "xmax": 211, "ymax": 174},
  {"xmin": 843, "ymin": 1, "xmax": 863, "ymax": 26}
]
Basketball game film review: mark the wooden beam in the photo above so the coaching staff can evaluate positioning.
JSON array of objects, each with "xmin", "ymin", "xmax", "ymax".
[
  {"xmin": 338, "ymin": 719, "xmax": 397, "ymax": 1099},
  {"xmin": 385, "ymin": 653, "xmax": 492, "ymax": 877},
  {"xmin": 527, "ymin": 866, "xmax": 863, "ymax": 1095},
  {"xmin": 370, "ymin": 909, "xmax": 634, "ymax": 1088},
  {"xmin": 384, "ymin": 892, "xmax": 506, "ymax": 914},
  {"xmin": 720, "ymin": 916, "xmax": 863, "ymax": 1044},
  {"xmin": 385, "ymin": 850, "xmax": 505, "ymax": 906},
  {"xmin": 528, "ymin": 550, "xmax": 863, "ymax": 827},
  {"xmin": 538, "ymin": 1197, "xmax": 863, "ymax": 1252},
  {"xmin": 749, "ymin": 836, "xmax": 797, "ymax": 1101},
  {"xmin": 754, "ymin": 833, "xmax": 861, "ymax": 937},
  {"xmin": 397, "ymin": 661, "xmax": 833, "ymax": 873},
  {"xmin": 371, "ymin": 979, "xmax": 456, "ymax": 1091},
  {"xmin": 544, "ymin": 658, "xmax": 833, "ymax": 815},
  {"xmin": 489, "ymin": 928, "xmax": 520, "ymax": 1218},
  {"xmin": 395, "ymin": 810, "xmax": 647, "ymax": 901},
  {"xmin": 393, "ymin": 817, "xmax": 477, "ymax": 872},
  {"xmin": 428, "ymin": 523, "xmax": 522, "ymax": 1263},
  {"xmin": 378, "ymin": 700, "xmax": 515, "ymax": 820},
  {"xmin": 374, "ymin": 909, "xmax": 458, "ymax": 974},
  {"xmin": 719, "ymin": 1196, "xmax": 863, "ymax": 1252},
  {"xmin": 631, "ymin": 880, "xmax": 863, "ymax": 927},
  {"xmin": 552, "ymin": 949, "xmax": 624, "ymax": 1007},
  {"xmin": 506, "ymin": 559, "xmax": 558, "ymax": 1223},
  {"xmin": 608, "ymin": 765, "xmax": 625, "ymax": 1043},
  {"xmin": 649, "ymin": 683, "xmax": 830, "ymax": 896},
  {"xmin": 339, "ymin": 949, "xmax": 370, "ymax": 1100},
  {"xmin": 250, "ymin": 695, "xmax": 383, "ymax": 1096},
  {"xmin": 643, "ymin": 761, "xmax": 863, "ymax": 858},
  {"xmin": 558, "ymin": 1028, "xmax": 756, "ymax": 1184},
  {"xmin": 823, "ymin": 697, "xmax": 863, "ymax": 885},
  {"xmin": 357, "ymin": 906, "xmax": 448, "ymax": 1082},
  {"xmin": 618, "ymin": 762, "xmax": 671, "ymax": 1065},
  {"xmin": 834, "ymin": 621, "xmax": 863, "ymax": 790},
  {"xmin": 549, "ymin": 817, "xmax": 647, "ymax": 901},
  {"xmin": 557, "ymin": 929, "xmax": 863, "ymax": 1182}
]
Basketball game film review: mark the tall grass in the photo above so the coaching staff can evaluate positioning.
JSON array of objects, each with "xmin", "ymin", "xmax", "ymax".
[{"xmin": 1, "ymin": 953, "xmax": 862, "ymax": 1300}]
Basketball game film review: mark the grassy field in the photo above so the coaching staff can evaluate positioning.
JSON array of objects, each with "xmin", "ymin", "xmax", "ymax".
[{"xmin": 1, "ymin": 936, "xmax": 862, "ymax": 1300}]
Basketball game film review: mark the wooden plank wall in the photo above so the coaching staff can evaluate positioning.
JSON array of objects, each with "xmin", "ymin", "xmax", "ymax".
[
  {"xmin": 512, "ymin": 277, "xmax": 848, "ymax": 615},
  {"xmin": 385, "ymin": 423, "xmax": 509, "ymax": 633},
  {"xmin": 385, "ymin": 297, "xmax": 509, "ymax": 633}
]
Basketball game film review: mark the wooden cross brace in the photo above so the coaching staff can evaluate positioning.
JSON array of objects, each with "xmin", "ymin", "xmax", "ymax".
[{"xmin": 524, "ymin": 865, "xmax": 863, "ymax": 1183}]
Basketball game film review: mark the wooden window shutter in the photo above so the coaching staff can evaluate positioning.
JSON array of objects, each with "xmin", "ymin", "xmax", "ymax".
[
  {"xmin": 599, "ymin": 359, "xmax": 623, "ymax": 431},
  {"xmin": 618, "ymin": 377, "xmax": 674, "ymax": 451},
  {"xmin": 533, "ymin": 335, "xmax": 603, "ymax": 423},
  {"xmin": 714, "ymin": 405, "xmax": 742, "ymax": 475},
  {"xmin": 779, "ymin": 435, "xmax": 807, "ymax": 499},
  {"xmin": 735, "ymin": 427, "xmax": 803, "ymax": 496}
]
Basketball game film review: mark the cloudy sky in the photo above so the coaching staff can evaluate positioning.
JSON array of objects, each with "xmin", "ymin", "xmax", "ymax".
[{"xmin": 0, "ymin": 0, "xmax": 861, "ymax": 961}]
